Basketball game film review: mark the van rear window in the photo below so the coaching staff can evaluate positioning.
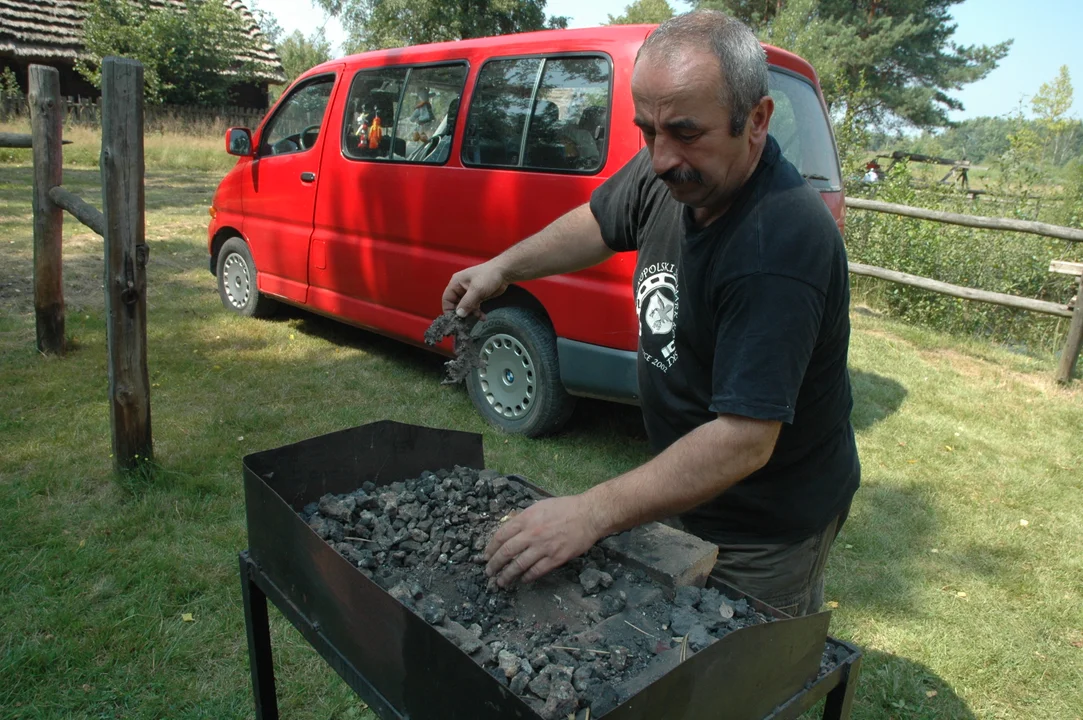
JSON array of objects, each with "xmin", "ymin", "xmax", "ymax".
[
  {"xmin": 463, "ymin": 55, "xmax": 611, "ymax": 173},
  {"xmin": 768, "ymin": 69, "xmax": 841, "ymax": 190}
]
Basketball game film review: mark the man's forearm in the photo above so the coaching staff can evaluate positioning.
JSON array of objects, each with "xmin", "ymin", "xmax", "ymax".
[
  {"xmin": 495, "ymin": 203, "xmax": 614, "ymax": 283},
  {"xmin": 584, "ymin": 416, "xmax": 781, "ymax": 536}
]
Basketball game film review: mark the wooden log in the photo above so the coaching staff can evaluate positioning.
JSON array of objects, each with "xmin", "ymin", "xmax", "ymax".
[
  {"xmin": 849, "ymin": 262, "xmax": 1073, "ymax": 318},
  {"xmin": 846, "ymin": 197, "xmax": 1083, "ymax": 243},
  {"xmin": 0, "ymin": 132, "xmax": 72, "ymax": 148},
  {"xmin": 1057, "ymin": 276, "xmax": 1083, "ymax": 383},
  {"xmin": 49, "ymin": 186, "xmax": 105, "ymax": 237},
  {"xmin": 0, "ymin": 132, "xmax": 33, "ymax": 148},
  {"xmin": 101, "ymin": 57, "xmax": 152, "ymax": 471},
  {"xmin": 29, "ymin": 65, "xmax": 65, "ymax": 356}
]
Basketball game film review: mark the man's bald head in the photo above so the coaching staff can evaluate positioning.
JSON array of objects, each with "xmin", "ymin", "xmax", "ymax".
[{"xmin": 636, "ymin": 10, "xmax": 769, "ymax": 137}]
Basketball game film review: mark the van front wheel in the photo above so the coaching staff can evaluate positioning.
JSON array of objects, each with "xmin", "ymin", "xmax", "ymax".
[
  {"xmin": 216, "ymin": 237, "xmax": 278, "ymax": 318},
  {"xmin": 466, "ymin": 307, "xmax": 576, "ymax": 437}
]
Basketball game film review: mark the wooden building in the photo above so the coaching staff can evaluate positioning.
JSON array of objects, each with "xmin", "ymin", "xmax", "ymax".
[{"xmin": 0, "ymin": 0, "xmax": 286, "ymax": 108}]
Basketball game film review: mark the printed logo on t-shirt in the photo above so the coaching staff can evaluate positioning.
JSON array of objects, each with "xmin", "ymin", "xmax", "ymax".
[{"xmin": 636, "ymin": 262, "xmax": 679, "ymax": 373}]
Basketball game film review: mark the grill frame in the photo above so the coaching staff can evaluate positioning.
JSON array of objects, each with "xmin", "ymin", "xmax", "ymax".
[{"xmin": 240, "ymin": 421, "xmax": 863, "ymax": 720}]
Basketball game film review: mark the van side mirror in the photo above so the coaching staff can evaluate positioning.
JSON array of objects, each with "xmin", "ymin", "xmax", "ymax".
[{"xmin": 226, "ymin": 127, "xmax": 253, "ymax": 157}]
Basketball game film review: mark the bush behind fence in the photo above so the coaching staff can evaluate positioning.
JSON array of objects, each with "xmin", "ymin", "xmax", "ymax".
[
  {"xmin": 845, "ymin": 164, "xmax": 1083, "ymax": 355},
  {"xmin": 0, "ymin": 94, "xmax": 267, "ymax": 135}
]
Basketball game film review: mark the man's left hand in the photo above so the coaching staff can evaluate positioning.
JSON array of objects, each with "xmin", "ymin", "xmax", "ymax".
[{"xmin": 485, "ymin": 495, "xmax": 602, "ymax": 588}]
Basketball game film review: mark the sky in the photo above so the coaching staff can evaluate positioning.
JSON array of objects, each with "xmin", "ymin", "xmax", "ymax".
[{"xmin": 250, "ymin": 0, "xmax": 1082, "ymax": 123}]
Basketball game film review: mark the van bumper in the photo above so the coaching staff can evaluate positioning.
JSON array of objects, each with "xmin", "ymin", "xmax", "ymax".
[{"xmin": 557, "ymin": 338, "xmax": 639, "ymax": 404}]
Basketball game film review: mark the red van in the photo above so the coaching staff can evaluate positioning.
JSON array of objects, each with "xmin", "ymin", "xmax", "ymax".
[{"xmin": 208, "ymin": 24, "xmax": 844, "ymax": 436}]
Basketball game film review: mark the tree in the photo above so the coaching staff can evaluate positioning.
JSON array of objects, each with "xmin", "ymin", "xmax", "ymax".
[
  {"xmin": 76, "ymin": 0, "xmax": 261, "ymax": 106},
  {"xmin": 694, "ymin": 0, "xmax": 1012, "ymax": 129},
  {"xmin": 1031, "ymin": 65, "xmax": 1076, "ymax": 167},
  {"xmin": 607, "ymin": 0, "xmax": 675, "ymax": 25},
  {"xmin": 271, "ymin": 29, "xmax": 334, "ymax": 100},
  {"xmin": 314, "ymin": 0, "xmax": 568, "ymax": 52}
]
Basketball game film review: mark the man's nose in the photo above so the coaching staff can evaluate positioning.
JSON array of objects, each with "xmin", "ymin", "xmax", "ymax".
[{"xmin": 650, "ymin": 134, "xmax": 681, "ymax": 177}]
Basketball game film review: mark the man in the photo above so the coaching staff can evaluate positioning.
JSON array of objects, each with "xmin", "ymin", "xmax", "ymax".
[{"xmin": 441, "ymin": 10, "xmax": 860, "ymax": 616}]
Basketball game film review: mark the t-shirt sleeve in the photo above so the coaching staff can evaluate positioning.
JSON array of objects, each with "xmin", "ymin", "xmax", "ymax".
[
  {"xmin": 709, "ymin": 273, "xmax": 826, "ymax": 424},
  {"xmin": 589, "ymin": 148, "xmax": 654, "ymax": 253}
]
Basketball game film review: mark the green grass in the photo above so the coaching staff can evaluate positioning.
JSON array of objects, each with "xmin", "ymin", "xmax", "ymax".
[{"xmin": 1, "ymin": 156, "xmax": 1081, "ymax": 720}]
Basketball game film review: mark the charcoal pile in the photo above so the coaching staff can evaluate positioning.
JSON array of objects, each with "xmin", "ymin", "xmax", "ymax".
[{"xmin": 300, "ymin": 466, "xmax": 780, "ymax": 719}]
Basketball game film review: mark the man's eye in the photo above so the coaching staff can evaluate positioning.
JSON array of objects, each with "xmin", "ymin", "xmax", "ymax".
[{"xmin": 678, "ymin": 133, "xmax": 701, "ymax": 143}]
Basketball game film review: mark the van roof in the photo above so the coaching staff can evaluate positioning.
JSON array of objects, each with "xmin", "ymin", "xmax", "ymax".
[{"xmin": 302, "ymin": 24, "xmax": 820, "ymax": 88}]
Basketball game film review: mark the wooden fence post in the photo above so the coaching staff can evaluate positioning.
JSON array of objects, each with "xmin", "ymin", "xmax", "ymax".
[
  {"xmin": 1057, "ymin": 276, "xmax": 1083, "ymax": 383},
  {"xmin": 100, "ymin": 57, "xmax": 152, "ymax": 471},
  {"xmin": 29, "ymin": 64, "xmax": 65, "ymax": 356}
]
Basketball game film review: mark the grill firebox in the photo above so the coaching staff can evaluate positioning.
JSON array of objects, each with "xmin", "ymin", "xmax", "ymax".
[{"xmin": 240, "ymin": 421, "xmax": 862, "ymax": 719}]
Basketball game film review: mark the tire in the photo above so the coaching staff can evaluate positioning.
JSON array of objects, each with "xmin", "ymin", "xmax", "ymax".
[
  {"xmin": 216, "ymin": 237, "xmax": 278, "ymax": 318},
  {"xmin": 466, "ymin": 307, "xmax": 576, "ymax": 437}
]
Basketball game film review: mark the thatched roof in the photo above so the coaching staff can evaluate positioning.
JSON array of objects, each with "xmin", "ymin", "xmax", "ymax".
[{"xmin": 0, "ymin": 0, "xmax": 286, "ymax": 83}]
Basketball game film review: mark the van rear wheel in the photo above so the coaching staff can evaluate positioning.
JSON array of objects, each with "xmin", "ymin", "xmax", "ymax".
[
  {"xmin": 466, "ymin": 307, "xmax": 576, "ymax": 437},
  {"xmin": 216, "ymin": 237, "xmax": 278, "ymax": 318}
]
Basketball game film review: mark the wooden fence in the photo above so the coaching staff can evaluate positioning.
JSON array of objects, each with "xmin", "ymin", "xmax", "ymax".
[
  {"xmin": 2, "ymin": 59, "xmax": 152, "ymax": 472},
  {"xmin": 1, "ymin": 93, "xmax": 266, "ymax": 133},
  {"xmin": 846, "ymin": 197, "xmax": 1083, "ymax": 383}
]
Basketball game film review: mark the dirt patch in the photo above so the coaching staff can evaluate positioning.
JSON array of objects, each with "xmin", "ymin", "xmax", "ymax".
[{"xmin": 300, "ymin": 467, "xmax": 798, "ymax": 718}]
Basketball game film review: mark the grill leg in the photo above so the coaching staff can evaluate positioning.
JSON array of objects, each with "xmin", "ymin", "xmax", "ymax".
[
  {"xmin": 822, "ymin": 654, "xmax": 862, "ymax": 720},
  {"xmin": 240, "ymin": 552, "xmax": 279, "ymax": 720}
]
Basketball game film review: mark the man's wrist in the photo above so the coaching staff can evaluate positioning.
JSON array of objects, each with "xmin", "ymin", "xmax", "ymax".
[{"xmin": 582, "ymin": 484, "xmax": 622, "ymax": 538}]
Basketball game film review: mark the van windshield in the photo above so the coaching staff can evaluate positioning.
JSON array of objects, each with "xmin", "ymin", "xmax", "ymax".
[{"xmin": 768, "ymin": 69, "xmax": 841, "ymax": 191}]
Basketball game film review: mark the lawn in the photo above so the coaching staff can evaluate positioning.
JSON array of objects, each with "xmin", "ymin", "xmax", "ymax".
[{"xmin": 0, "ymin": 137, "xmax": 1081, "ymax": 719}]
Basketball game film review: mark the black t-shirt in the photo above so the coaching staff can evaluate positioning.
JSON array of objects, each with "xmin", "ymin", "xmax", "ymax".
[{"xmin": 590, "ymin": 136, "xmax": 860, "ymax": 544}]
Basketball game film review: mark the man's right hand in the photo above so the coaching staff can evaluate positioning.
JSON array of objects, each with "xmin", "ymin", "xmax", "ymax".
[{"xmin": 442, "ymin": 260, "xmax": 509, "ymax": 318}]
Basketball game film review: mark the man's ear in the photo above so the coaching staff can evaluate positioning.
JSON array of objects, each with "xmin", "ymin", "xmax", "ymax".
[{"xmin": 747, "ymin": 95, "xmax": 774, "ymax": 143}]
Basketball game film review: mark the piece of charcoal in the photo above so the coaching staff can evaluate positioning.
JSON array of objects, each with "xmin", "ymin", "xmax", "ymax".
[
  {"xmin": 579, "ymin": 568, "xmax": 605, "ymax": 596},
  {"xmin": 686, "ymin": 624, "xmax": 714, "ymax": 652},
  {"xmin": 308, "ymin": 516, "xmax": 344, "ymax": 543},
  {"xmin": 734, "ymin": 598, "xmax": 751, "ymax": 618},
  {"xmin": 670, "ymin": 606, "xmax": 699, "ymax": 636},
  {"xmin": 609, "ymin": 646, "xmax": 631, "ymax": 672},
  {"xmin": 510, "ymin": 671, "xmax": 532, "ymax": 695},
  {"xmin": 586, "ymin": 681, "xmax": 619, "ymax": 716},
  {"xmin": 600, "ymin": 591, "xmax": 627, "ymax": 618},
  {"xmin": 674, "ymin": 585, "xmax": 701, "ymax": 609},
  {"xmin": 498, "ymin": 650, "xmax": 521, "ymax": 679},
  {"xmin": 572, "ymin": 665, "xmax": 593, "ymax": 693},
  {"xmin": 542, "ymin": 680, "xmax": 578, "ymax": 720}
]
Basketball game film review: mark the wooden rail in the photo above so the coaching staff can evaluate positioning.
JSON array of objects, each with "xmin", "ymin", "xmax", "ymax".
[
  {"xmin": 0, "ymin": 132, "xmax": 71, "ymax": 148},
  {"xmin": 22, "ymin": 59, "xmax": 152, "ymax": 472},
  {"xmin": 848, "ymin": 263, "xmax": 1072, "ymax": 318},
  {"xmin": 847, "ymin": 198, "xmax": 1083, "ymax": 383},
  {"xmin": 846, "ymin": 197, "xmax": 1083, "ymax": 243}
]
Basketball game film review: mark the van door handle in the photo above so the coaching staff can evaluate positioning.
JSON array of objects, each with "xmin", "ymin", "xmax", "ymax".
[{"xmin": 300, "ymin": 172, "xmax": 316, "ymax": 182}]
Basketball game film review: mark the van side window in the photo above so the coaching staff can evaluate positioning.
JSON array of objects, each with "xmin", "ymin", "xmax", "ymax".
[
  {"xmin": 260, "ymin": 77, "xmax": 335, "ymax": 157},
  {"xmin": 342, "ymin": 63, "xmax": 468, "ymax": 163},
  {"xmin": 463, "ymin": 58, "xmax": 541, "ymax": 167},
  {"xmin": 397, "ymin": 64, "xmax": 469, "ymax": 163},
  {"xmin": 464, "ymin": 55, "xmax": 611, "ymax": 173},
  {"xmin": 343, "ymin": 68, "xmax": 408, "ymax": 160},
  {"xmin": 525, "ymin": 57, "xmax": 610, "ymax": 172}
]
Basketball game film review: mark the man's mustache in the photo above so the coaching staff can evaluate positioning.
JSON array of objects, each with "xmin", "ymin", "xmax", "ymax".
[{"xmin": 658, "ymin": 167, "xmax": 703, "ymax": 185}]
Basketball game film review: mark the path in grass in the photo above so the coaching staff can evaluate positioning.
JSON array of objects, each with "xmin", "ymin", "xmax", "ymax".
[{"xmin": 0, "ymin": 163, "xmax": 1080, "ymax": 719}]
